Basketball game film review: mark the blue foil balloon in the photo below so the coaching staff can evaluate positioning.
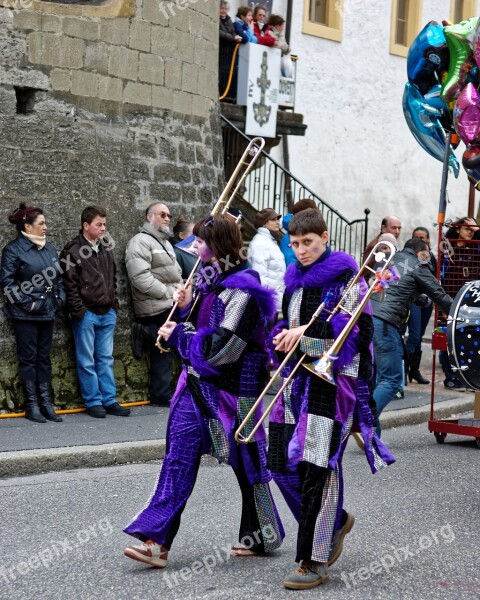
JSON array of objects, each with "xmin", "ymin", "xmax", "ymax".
[
  {"xmin": 403, "ymin": 82, "xmax": 460, "ymax": 177},
  {"xmin": 407, "ymin": 21, "xmax": 449, "ymax": 95}
]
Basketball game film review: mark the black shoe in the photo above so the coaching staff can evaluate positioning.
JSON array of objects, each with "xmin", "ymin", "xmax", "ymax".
[
  {"xmin": 149, "ymin": 398, "xmax": 170, "ymax": 407},
  {"xmin": 21, "ymin": 380, "xmax": 47, "ymax": 423},
  {"xmin": 86, "ymin": 405, "xmax": 107, "ymax": 418},
  {"xmin": 105, "ymin": 402, "xmax": 131, "ymax": 417},
  {"xmin": 131, "ymin": 323, "xmax": 149, "ymax": 360},
  {"xmin": 37, "ymin": 382, "xmax": 63, "ymax": 422}
]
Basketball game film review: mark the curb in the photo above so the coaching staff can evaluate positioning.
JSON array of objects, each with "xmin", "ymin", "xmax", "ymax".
[
  {"xmin": 0, "ymin": 439, "xmax": 166, "ymax": 479},
  {"xmin": 0, "ymin": 398, "xmax": 473, "ymax": 479},
  {"xmin": 380, "ymin": 396, "xmax": 473, "ymax": 429}
]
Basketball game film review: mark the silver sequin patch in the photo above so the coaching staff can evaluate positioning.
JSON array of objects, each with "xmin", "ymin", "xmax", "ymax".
[
  {"xmin": 303, "ymin": 414, "xmax": 334, "ymax": 467},
  {"xmin": 217, "ymin": 288, "xmax": 250, "ymax": 331},
  {"xmin": 288, "ymin": 288, "xmax": 303, "ymax": 328},
  {"xmin": 208, "ymin": 418, "xmax": 229, "ymax": 463}
]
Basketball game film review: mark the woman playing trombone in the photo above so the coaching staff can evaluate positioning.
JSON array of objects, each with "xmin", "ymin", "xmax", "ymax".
[
  {"xmin": 267, "ymin": 209, "xmax": 395, "ymax": 590},
  {"xmin": 123, "ymin": 215, "xmax": 284, "ymax": 567}
]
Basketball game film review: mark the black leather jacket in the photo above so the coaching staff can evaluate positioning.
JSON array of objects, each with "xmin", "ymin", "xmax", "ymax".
[
  {"xmin": 371, "ymin": 247, "xmax": 452, "ymax": 330},
  {"xmin": 0, "ymin": 235, "xmax": 65, "ymax": 321}
]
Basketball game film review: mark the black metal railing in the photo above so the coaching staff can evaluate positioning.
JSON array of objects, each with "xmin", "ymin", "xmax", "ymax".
[{"xmin": 221, "ymin": 115, "xmax": 370, "ymax": 263}]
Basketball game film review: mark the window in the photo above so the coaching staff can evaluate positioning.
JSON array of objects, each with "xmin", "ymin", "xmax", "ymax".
[
  {"xmin": 390, "ymin": 0, "xmax": 422, "ymax": 57},
  {"xmin": 302, "ymin": 0, "xmax": 343, "ymax": 42},
  {"xmin": 451, "ymin": 0, "xmax": 477, "ymax": 22}
]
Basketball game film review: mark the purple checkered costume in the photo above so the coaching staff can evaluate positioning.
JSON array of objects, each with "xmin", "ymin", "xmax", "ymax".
[
  {"xmin": 124, "ymin": 264, "xmax": 284, "ymax": 552},
  {"xmin": 267, "ymin": 250, "xmax": 395, "ymax": 564}
]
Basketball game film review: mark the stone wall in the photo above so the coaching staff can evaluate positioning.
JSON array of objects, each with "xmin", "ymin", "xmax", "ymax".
[{"xmin": 0, "ymin": 0, "xmax": 223, "ymax": 412}]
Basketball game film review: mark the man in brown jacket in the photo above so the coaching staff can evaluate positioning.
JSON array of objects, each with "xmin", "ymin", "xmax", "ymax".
[{"xmin": 61, "ymin": 206, "xmax": 130, "ymax": 418}]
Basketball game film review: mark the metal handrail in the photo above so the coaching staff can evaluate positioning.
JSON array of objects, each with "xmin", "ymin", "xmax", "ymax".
[{"xmin": 221, "ymin": 115, "xmax": 370, "ymax": 263}]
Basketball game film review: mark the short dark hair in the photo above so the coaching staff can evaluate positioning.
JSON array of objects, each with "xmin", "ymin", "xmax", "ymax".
[
  {"xmin": 292, "ymin": 198, "xmax": 317, "ymax": 215},
  {"xmin": 236, "ymin": 5, "xmax": 251, "ymax": 18},
  {"xmin": 81, "ymin": 206, "xmax": 107, "ymax": 226},
  {"xmin": 288, "ymin": 208, "xmax": 327, "ymax": 236},
  {"xmin": 173, "ymin": 216, "xmax": 193, "ymax": 236},
  {"xmin": 412, "ymin": 226, "xmax": 430, "ymax": 239},
  {"xmin": 8, "ymin": 202, "xmax": 43, "ymax": 233},
  {"xmin": 404, "ymin": 238, "xmax": 427, "ymax": 253},
  {"xmin": 268, "ymin": 14, "xmax": 285, "ymax": 27},
  {"xmin": 193, "ymin": 215, "xmax": 244, "ymax": 270}
]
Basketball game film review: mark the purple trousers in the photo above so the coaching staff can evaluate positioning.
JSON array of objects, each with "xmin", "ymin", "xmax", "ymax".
[{"xmin": 124, "ymin": 387, "xmax": 267, "ymax": 551}]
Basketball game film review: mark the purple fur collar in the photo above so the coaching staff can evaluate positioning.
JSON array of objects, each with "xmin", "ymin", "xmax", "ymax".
[
  {"xmin": 222, "ymin": 269, "xmax": 277, "ymax": 322},
  {"xmin": 285, "ymin": 251, "xmax": 359, "ymax": 293}
]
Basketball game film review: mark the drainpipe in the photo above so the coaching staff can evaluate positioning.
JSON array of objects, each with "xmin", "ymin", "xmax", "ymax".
[{"xmin": 283, "ymin": 0, "xmax": 294, "ymax": 213}]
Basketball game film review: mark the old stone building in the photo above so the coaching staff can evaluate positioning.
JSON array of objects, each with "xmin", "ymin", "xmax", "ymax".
[{"xmin": 0, "ymin": 0, "xmax": 223, "ymax": 411}]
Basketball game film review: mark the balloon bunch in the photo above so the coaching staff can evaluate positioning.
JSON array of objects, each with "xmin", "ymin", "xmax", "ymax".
[{"xmin": 403, "ymin": 17, "xmax": 480, "ymax": 186}]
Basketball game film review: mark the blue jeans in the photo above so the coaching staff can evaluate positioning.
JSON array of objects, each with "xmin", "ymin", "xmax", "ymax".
[
  {"xmin": 405, "ymin": 304, "xmax": 433, "ymax": 353},
  {"xmin": 373, "ymin": 317, "xmax": 404, "ymax": 427},
  {"xmin": 71, "ymin": 309, "xmax": 117, "ymax": 408}
]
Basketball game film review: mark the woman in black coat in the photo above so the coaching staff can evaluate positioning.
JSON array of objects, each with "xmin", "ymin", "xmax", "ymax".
[{"xmin": 0, "ymin": 203, "xmax": 65, "ymax": 423}]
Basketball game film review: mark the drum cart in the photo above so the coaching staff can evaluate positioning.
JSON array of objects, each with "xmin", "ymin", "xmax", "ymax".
[{"xmin": 430, "ymin": 282, "xmax": 480, "ymax": 448}]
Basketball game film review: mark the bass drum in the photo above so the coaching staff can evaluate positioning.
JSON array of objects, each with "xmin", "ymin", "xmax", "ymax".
[{"xmin": 447, "ymin": 280, "xmax": 480, "ymax": 390}]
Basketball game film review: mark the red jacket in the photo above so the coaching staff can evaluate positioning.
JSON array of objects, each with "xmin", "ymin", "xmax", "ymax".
[{"xmin": 253, "ymin": 21, "xmax": 275, "ymax": 46}]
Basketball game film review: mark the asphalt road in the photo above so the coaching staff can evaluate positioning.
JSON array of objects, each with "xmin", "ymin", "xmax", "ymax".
[{"xmin": 0, "ymin": 423, "xmax": 479, "ymax": 600}]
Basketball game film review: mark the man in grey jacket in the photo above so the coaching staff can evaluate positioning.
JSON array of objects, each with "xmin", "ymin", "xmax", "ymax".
[
  {"xmin": 125, "ymin": 202, "xmax": 182, "ymax": 406},
  {"xmin": 372, "ymin": 237, "xmax": 452, "ymax": 433}
]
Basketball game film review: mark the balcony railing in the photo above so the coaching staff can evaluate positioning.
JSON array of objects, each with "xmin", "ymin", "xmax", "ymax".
[{"xmin": 221, "ymin": 114, "xmax": 370, "ymax": 264}]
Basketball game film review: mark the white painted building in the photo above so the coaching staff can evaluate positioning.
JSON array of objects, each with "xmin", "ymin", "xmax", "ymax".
[{"xmin": 227, "ymin": 0, "xmax": 479, "ymax": 245}]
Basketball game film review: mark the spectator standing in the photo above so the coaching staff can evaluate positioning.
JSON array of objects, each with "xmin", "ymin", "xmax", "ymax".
[
  {"xmin": 0, "ymin": 203, "xmax": 65, "ymax": 423},
  {"xmin": 219, "ymin": 1, "xmax": 242, "ymax": 96},
  {"xmin": 280, "ymin": 199, "xmax": 317, "ymax": 267},
  {"xmin": 234, "ymin": 6, "xmax": 258, "ymax": 43},
  {"xmin": 439, "ymin": 217, "xmax": 480, "ymax": 389},
  {"xmin": 253, "ymin": 5, "xmax": 275, "ymax": 46},
  {"xmin": 363, "ymin": 215, "xmax": 402, "ymax": 266},
  {"xmin": 372, "ymin": 238, "xmax": 452, "ymax": 434},
  {"xmin": 248, "ymin": 208, "xmax": 286, "ymax": 313},
  {"xmin": 125, "ymin": 202, "xmax": 182, "ymax": 406},
  {"xmin": 61, "ymin": 206, "xmax": 129, "ymax": 418},
  {"xmin": 267, "ymin": 14, "xmax": 290, "ymax": 53},
  {"xmin": 404, "ymin": 227, "xmax": 436, "ymax": 385}
]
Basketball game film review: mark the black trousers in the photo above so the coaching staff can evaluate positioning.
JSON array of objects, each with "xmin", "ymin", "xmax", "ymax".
[
  {"xmin": 136, "ymin": 311, "xmax": 172, "ymax": 404},
  {"xmin": 12, "ymin": 319, "xmax": 54, "ymax": 382}
]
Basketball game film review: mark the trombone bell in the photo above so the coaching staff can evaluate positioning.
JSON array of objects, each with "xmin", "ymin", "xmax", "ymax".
[{"xmin": 303, "ymin": 353, "xmax": 337, "ymax": 386}]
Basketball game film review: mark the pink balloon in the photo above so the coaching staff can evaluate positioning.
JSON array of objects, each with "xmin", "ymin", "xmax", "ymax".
[{"xmin": 454, "ymin": 83, "xmax": 480, "ymax": 144}]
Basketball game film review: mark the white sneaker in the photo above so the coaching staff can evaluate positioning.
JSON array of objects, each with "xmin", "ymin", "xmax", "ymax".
[{"xmin": 124, "ymin": 539, "xmax": 168, "ymax": 568}]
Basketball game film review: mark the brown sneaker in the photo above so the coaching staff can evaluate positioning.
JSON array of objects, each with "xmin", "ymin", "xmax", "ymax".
[
  {"xmin": 124, "ymin": 539, "xmax": 168, "ymax": 568},
  {"xmin": 283, "ymin": 560, "xmax": 329, "ymax": 590},
  {"xmin": 328, "ymin": 512, "xmax": 355, "ymax": 566}
]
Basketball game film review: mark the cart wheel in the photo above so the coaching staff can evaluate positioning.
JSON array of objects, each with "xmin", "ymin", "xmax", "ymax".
[
  {"xmin": 476, "ymin": 438, "xmax": 480, "ymax": 449},
  {"xmin": 434, "ymin": 432, "xmax": 447, "ymax": 444}
]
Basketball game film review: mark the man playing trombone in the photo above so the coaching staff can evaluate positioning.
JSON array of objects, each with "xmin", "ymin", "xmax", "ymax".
[{"xmin": 266, "ymin": 208, "xmax": 395, "ymax": 590}]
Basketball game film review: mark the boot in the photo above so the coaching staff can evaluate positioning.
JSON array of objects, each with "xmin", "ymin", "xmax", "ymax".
[
  {"xmin": 37, "ymin": 382, "xmax": 63, "ymax": 422},
  {"xmin": 409, "ymin": 350, "xmax": 430, "ymax": 384},
  {"xmin": 21, "ymin": 380, "xmax": 46, "ymax": 423}
]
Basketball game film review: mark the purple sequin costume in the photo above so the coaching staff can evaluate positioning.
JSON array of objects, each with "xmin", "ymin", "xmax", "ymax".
[
  {"xmin": 124, "ymin": 265, "xmax": 285, "ymax": 552},
  {"xmin": 267, "ymin": 250, "xmax": 395, "ymax": 564}
]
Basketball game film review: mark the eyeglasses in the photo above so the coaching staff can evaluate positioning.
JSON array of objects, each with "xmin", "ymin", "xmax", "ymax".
[{"xmin": 152, "ymin": 211, "xmax": 171, "ymax": 219}]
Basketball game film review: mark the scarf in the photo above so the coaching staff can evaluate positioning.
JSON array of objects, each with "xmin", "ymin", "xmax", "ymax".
[{"xmin": 22, "ymin": 231, "xmax": 46, "ymax": 249}]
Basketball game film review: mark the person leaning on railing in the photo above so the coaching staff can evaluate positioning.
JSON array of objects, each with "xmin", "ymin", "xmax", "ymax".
[
  {"xmin": 0, "ymin": 202, "xmax": 65, "ymax": 423},
  {"xmin": 219, "ymin": 0, "xmax": 242, "ymax": 97},
  {"xmin": 233, "ymin": 6, "xmax": 258, "ymax": 44},
  {"xmin": 253, "ymin": 5, "xmax": 275, "ymax": 46}
]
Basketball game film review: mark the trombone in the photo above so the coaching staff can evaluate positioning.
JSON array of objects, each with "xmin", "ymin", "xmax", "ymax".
[
  {"xmin": 155, "ymin": 136, "xmax": 265, "ymax": 352},
  {"xmin": 234, "ymin": 240, "xmax": 397, "ymax": 444}
]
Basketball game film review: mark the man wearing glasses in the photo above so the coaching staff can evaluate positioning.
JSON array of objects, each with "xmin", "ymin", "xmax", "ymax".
[{"xmin": 125, "ymin": 202, "xmax": 182, "ymax": 406}]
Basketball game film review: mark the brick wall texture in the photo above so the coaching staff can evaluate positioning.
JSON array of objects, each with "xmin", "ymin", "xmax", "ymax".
[{"xmin": 0, "ymin": 1, "xmax": 224, "ymax": 411}]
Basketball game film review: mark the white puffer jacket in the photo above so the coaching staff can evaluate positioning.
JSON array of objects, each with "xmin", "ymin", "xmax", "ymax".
[
  {"xmin": 125, "ymin": 222, "xmax": 182, "ymax": 317},
  {"xmin": 248, "ymin": 227, "xmax": 286, "ymax": 311}
]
